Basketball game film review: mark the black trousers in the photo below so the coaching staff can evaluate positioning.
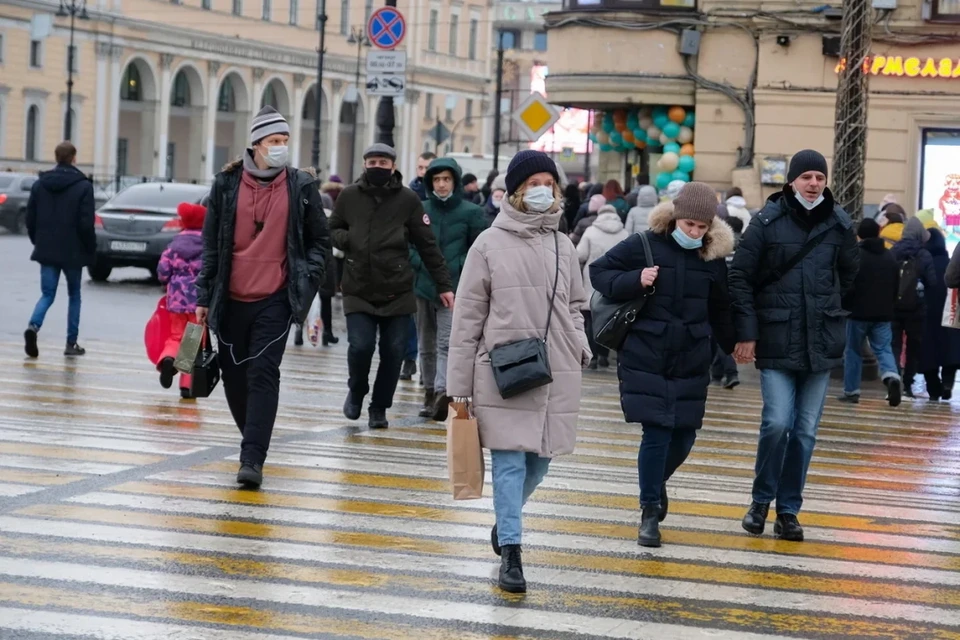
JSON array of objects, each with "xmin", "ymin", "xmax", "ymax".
[
  {"xmin": 320, "ymin": 294, "xmax": 333, "ymax": 334},
  {"xmin": 346, "ymin": 312, "xmax": 408, "ymax": 409},
  {"xmin": 892, "ymin": 313, "xmax": 925, "ymax": 385},
  {"xmin": 219, "ymin": 290, "xmax": 291, "ymax": 466},
  {"xmin": 923, "ymin": 366, "xmax": 958, "ymax": 399}
]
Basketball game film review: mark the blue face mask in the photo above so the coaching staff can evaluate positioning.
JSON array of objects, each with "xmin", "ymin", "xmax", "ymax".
[{"xmin": 672, "ymin": 226, "xmax": 703, "ymax": 250}]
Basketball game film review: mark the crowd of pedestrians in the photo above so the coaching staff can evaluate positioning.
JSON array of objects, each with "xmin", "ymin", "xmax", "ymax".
[{"xmin": 22, "ymin": 124, "xmax": 960, "ymax": 597}]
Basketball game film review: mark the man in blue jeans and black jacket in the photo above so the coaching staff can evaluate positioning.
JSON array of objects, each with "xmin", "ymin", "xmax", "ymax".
[
  {"xmin": 729, "ymin": 149, "xmax": 859, "ymax": 542},
  {"xmin": 24, "ymin": 141, "xmax": 96, "ymax": 359}
]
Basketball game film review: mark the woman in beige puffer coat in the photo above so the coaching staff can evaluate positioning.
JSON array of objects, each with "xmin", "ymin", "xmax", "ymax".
[{"xmin": 447, "ymin": 150, "xmax": 591, "ymax": 595}]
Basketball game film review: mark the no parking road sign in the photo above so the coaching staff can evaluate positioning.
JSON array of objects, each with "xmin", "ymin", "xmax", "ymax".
[{"xmin": 367, "ymin": 7, "xmax": 406, "ymax": 50}]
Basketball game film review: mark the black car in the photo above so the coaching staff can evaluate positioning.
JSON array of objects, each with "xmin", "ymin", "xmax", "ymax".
[
  {"xmin": 91, "ymin": 182, "xmax": 209, "ymax": 282},
  {"xmin": 0, "ymin": 173, "xmax": 38, "ymax": 234}
]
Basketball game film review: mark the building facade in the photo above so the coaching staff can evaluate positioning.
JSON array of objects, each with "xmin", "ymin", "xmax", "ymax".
[
  {"xmin": 0, "ymin": 0, "xmax": 494, "ymax": 186},
  {"xmin": 545, "ymin": 0, "xmax": 960, "ymax": 218}
]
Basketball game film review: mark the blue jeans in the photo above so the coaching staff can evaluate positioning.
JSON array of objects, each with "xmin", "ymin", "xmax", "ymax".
[
  {"xmin": 404, "ymin": 315, "xmax": 418, "ymax": 362},
  {"xmin": 345, "ymin": 312, "xmax": 408, "ymax": 409},
  {"xmin": 843, "ymin": 320, "xmax": 900, "ymax": 395},
  {"xmin": 638, "ymin": 426, "xmax": 698, "ymax": 506},
  {"xmin": 491, "ymin": 450, "xmax": 551, "ymax": 546},
  {"xmin": 29, "ymin": 265, "xmax": 82, "ymax": 344},
  {"xmin": 752, "ymin": 369, "xmax": 830, "ymax": 515}
]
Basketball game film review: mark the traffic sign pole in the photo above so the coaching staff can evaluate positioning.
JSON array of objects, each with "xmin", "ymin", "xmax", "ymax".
[{"xmin": 371, "ymin": 2, "xmax": 404, "ymax": 150}]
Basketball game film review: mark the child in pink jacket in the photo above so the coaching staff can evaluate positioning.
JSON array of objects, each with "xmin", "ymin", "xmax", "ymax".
[{"xmin": 156, "ymin": 202, "xmax": 205, "ymax": 398}]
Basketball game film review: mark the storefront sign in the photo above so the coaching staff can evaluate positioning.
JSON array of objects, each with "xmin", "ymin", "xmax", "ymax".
[{"xmin": 836, "ymin": 55, "xmax": 960, "ymax": 79}]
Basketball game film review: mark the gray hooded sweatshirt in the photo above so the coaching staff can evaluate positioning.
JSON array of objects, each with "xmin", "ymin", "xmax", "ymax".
[{"xmin": 624, "ymin": 185, "xmax": 659, "ymax": 235}]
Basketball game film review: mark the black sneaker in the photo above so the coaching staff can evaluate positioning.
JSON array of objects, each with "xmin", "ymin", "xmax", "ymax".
[
  {"xmin": 64, "ymin": 343, "xmax": 86, "ymax": 357},
  {"xmin": 343, "ymin": 392, "xmax": 362, "ymax": 421},
  {"xmin": 24, "ymin": 325, "xmax": 39, "ymax": 358},
  {"xmin": 884, "ymin": 378, "xmax": 902, "ymax": 408},
  {"xmin": 742, "ymin": 502, "xmax": 769, "ymax": 535},
  {"xmin": 837, "ymin": 393, "xmax": 860, "ymax": 404},
  {"xmin": 723, "ymin": 375, "xmax": 740, "ymax": 389},
  {"xmin": 159, "ymin": 357, "xmax": 175, "ymax": 389},
  {"xmin": 774, "ymin": 513, "xmax": 804, "ymax": 542},
  {"xmin": 237, "ymin": 462, "xmax": 263, "ymax": 488},
  {"xmin": 399, "ymin": 360, "xmax": 417, "ymax": 381},
  {"xmin": 431, "ymin": 392, "xmax": 451, "ymax": 422},
  {"xmin": 368, "ymin": 407, "xmax": 389, "ymax": 429},
  {"xmin": 498, "ymin": 545, "xmax": 526, "ymax": 593}
]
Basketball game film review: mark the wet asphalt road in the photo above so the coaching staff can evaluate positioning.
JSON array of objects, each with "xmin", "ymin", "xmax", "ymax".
[{"xmin": 1, "ymin": 231, "xmax": 960, "ymax": 639}]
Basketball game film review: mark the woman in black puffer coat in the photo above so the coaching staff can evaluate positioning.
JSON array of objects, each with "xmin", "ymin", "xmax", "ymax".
[
  {"xmin": 919, "ymin": 228, "xmax": 960, "ymax": 399},
  {"xmin": 591, "ymin": 182, "xmax": 736, "ymax": 549}
]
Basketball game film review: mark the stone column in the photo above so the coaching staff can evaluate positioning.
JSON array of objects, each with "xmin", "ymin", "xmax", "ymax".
[
  {"xmin": 93, "ymin": 42, "xmax": 111, "ymax": 177},
  {"xmin": 290, "ymin": 73, "xmax": 305, "ymax": 169},
  {"xmin": 251, "ymin": 68, "xmax": 265, "ymax": 116},
  {"xmin": 107, "ymin": 45, "xmax": 123, "ymax": 181},
  {"xmin": 329, "ymin": 80, "xmax": 343, "ymax": 176},
  {"xmin": 155, "ymin": 53, "xmax": 174, "ymax": 178},
  {"xmin": 204, "ymin": 61, "xmax": 220, "ymax": 180}
]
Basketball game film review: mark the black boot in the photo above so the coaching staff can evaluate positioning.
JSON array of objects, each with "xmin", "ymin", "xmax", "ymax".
[
  {"xmin": 294, "ymin": 326, "xmax": 304, "ymax": 346},
  {"xmin": 159, "ymin": 357, "xmax": 175, "ymax": 389},
  {"xmin": 237, "ymin": 461, "xmax": 263, "ymax": 488},
  {"xmin": 418, "ymin": 389, "xmax": 436, "ymax": 418},
  {"xmin": 431, "ymin": 391, "xmax": 451, "ymax": 422},
  {"xmin": 343, "ymin": 392, "xmax": 362, "ymax": 421},
  {"xmin": 64, "ymin": 343, "xmax": 86, "ymax": 356},
  {"xmin": 399, "ymin": 360, "xmax": 417, "ymax": 381},
  {"xmin": 180, "ymin": 387, "xmax": 192, "ymax": 400},
  {"xmin": 588, "ymin": 356, "xmax": 598, "ymax": 370},
  {"xmin": 498, "ymin": 545, "xmax": 526, "ymax": 593},
  {"xmin": 322, "ymin": 332, "xmax": 339, "ymax": 346},
  {"xmin": 774, "ymin": 513, "xmax": 804, "ymax": 542},
  {"xmin": 368, "ymin": 407, "xmax": 389, "ymax": 429},
  {"xmin": 885, "ymin": 377, "xmax": 902, "ymax": 407},
  {"xmin": 742, "ymin": 502, "xmax": 769, "ymax": 535},
  {"xmin": 598, "ymin": 355, "xmax": 609, "ymax": 368},
  {"xmin": 658, "ymin": 484, "xmax": 669, "ymax": 522},
  {"xmin": 491, "ymin": 524, "xmax": 501, "ymax": 557},
  {"xmin": 24, "ymin": 325, "xmax": 39, "ymax": 359},
  {"xmin": 638, "ymin": 505, "xmax": 661, "ymax": 547}
]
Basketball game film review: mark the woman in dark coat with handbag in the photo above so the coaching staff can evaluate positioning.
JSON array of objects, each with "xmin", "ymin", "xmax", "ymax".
[
  {"xmin": 590, "ymin": 182, "xmax": 736, "ymax": 548},
  {"xmin": 294, "ymin": 169, "xmax": 340, "ymax": 347},
  {"xmin": 920, "ymin": 228, "xmax": 960, "ymax": 399}
]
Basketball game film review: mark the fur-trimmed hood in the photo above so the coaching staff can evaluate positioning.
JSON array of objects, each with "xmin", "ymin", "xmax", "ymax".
[{"xmin": 647, "ymin": 201, "xmax": 735, "ymax": 261}]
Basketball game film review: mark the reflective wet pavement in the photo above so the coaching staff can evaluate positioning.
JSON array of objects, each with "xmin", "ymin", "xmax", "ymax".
[{"xmin": 1, "ymin": 328, "xmax": 960, "ymax": 640}]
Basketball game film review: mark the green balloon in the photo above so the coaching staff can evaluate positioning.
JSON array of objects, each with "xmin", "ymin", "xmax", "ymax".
[
  {"xmin": 656, "ymin": 172, "xmax": 672, "ymax": 190},
  {"xmin": 678, "ymin": 155, "xmax": 695, "ymax": 173},
  {"xmin": 599, "ymin": 143, "xmax": 614, "ymax": 152},
  {"xmin": 663, "ymin": 142, "xmax": 681, "ymax": 155},
  {"xmin": 671, "ymin": 170, "xmax": 691, "ymax": 182}
]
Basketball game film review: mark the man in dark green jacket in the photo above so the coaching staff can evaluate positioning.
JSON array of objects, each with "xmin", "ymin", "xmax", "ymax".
[
  {"xmin": 412, "ymin": 157, "xmax": 488, "ymax": 422},
  {"xmin": 329, "ymin": 144, "xmax": 453, "ymax": 429}
]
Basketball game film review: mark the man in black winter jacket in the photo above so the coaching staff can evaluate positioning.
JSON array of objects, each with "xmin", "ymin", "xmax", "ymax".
[
  {"xmin": 839, "ymin": 218, "xmax": 902, "ymax": 406},
  {"xmin": 729, "ymin": 149, "xmax": 859, "ymax": 543},
  {"xmin": 24, "ymin": 141, "xmax": 95, "ymax": 359}
]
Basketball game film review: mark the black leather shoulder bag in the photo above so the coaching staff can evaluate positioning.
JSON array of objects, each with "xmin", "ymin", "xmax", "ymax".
[{"xmin": 489, "ymin": 232, "xmax": 560, "ymax": 400}]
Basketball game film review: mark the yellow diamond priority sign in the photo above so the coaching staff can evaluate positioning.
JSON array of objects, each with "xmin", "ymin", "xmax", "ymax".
[{"xmin": 513, "ymin": 92, "xmax": 560, "ymax": 142}]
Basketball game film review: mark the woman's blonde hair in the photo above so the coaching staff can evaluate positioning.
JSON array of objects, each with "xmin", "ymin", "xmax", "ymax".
[{"xmin": 508, "ymin": 180, "xmax": 563, "ymax": 214}]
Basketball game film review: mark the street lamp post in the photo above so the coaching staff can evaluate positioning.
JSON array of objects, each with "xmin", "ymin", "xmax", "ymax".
[
  {"xmin": 346, "ymin": 26, "xmax": 370, "ymax": 182},
  {"xmin": 310, "ymin": 0, "xmax": 327, "ymax": 169},
  {"xmin": 492, "ymin": 30, "xmax": 505, "ymax": 171},
  {"xmin": 57, "ymin": 0, "xmax": 89, "ymax": 141}
]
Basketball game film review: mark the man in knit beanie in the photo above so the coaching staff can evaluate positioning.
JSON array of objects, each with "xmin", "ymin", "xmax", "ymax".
[
  {"xmin": 728, "ymin": 148, "xmax": 859, "ymax": 542},
  {"xmin": 195, "ymin": 104, "xmax": 330, "ymax": 489}
]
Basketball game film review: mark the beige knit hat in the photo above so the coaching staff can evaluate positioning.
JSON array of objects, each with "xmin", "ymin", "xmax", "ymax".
[{"xmin": 672, "ymin": 182, "xmax": 718, "ymax": 223}]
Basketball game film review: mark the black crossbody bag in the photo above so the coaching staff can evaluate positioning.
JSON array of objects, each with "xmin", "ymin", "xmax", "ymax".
[
  {"xmin": 489, "ymin": 232, "xmax": 560, "ymax": 400},
  {"xmin": 755, "ymin": 223, "xmax": 840, "ymax": 291},
  {"xmin": 590, "ymin": 231, "xmax": 655, "ymax": 351}
]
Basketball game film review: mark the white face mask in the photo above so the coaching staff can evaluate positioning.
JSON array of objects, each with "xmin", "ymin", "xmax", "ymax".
[
  {"xmin": 491, "ymin": 197, "xmax": 502, "ymax": 210},
  {"xmin": 794, "ymin": 189, "xmax": 825, "ymax": 211},
  {"xmin": 262, "ymin": 145, "xmax": 289, "ymax": 168},
  {"xmin": 523, "ymin": 185, "xmax": 555, "ymax": 213}
]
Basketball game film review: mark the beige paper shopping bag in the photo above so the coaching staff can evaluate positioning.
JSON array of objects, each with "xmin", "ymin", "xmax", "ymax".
[{"xmin": 446, "ymin": 402, "xmax": 485, "ymax": 500}]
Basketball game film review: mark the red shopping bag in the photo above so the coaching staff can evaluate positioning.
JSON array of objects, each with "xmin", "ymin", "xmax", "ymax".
[{"xmin": 144, "ymin": 297, "xmax": 172, "ymax": 365}]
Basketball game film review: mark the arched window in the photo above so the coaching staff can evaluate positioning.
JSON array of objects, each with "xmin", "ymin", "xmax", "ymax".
[
  {"xmin": 25, "ymin": 105, "xmax": 39, "ymax": 161},
  {"xmin": 171, "ymin": 71, "xmax": 191, "ymax": 107},
  {"xmin": 121, "ymin": 64, "xmax": 142, "ymax": 101},
  {"xmin": 218, "ymin": 78, "xmax": 236, "ymax": 113},
  {"xmin": 262, "ymin": 83, "xmax": 278, "ymax": 110}
]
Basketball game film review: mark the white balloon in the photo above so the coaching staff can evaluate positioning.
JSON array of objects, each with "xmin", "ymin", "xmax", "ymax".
[
  {"xmin": 659, "ymin": 152, "xmax": 680, "ymax": 172},
  {"xmin": 638, "ymin": 116, "xmax": 653, "ymax": 130},
  {"xmin": 646, "ymin": 126, "xmax": 661, "ymax": 141},
  {"xmin": 660, "ymin": 132, "xmax": 672, "ymax": 145},
  {"xmin": 677, "ymin": 126, "xmax": 694, "ymax": 144}
]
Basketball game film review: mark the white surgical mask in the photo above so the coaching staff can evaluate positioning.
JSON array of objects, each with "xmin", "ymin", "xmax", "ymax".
[
  {"xmin": 262, "ymin": 145, "xmax": 289, "ymax": 168},
  {"xmin": 794, "ymin": 190, "xmax": 825, "ymax": 211},
  {"xmin": 491, "ymin": 197, "xmax": 502, "ymax": 210},
  {"xmin": 436, "ymin": 192, "xmax": 452, "ymax": 202},
  {"xmin": 523, "ymin": 186, "xmax": 555, "ymax": 213}
]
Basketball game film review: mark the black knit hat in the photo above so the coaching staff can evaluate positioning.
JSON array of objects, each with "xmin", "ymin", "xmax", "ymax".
[
  {"xmin": 787, "ymin": 149, "xmax": 828, "ymax": 183},
  {"xmin": 857, "ymin": 218, "xmax": 880, "ymax": 239},
  {"xmin": 505, "ymin": 150, "xmax": 559, "ymax": 195}
]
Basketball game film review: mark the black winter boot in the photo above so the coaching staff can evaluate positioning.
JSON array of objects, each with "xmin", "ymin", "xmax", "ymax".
[
  {"xmin": 491, "ymin": 524, "xmax": 501, "ymax": 557},
  {"xmin": 498, "ymin": 545, "xmax": 526, "ymax": 593},
  {"xmin": 368, "ymin": 407, "xmax": 389, "ymax": 429},
  {"xmin": 237, "ymin": 462, "xmax": 263, "ymax": 488},
  {"xmin": 774, "ymin": 513, "xmax": 804, "ymax": 542},
  {"xmin": 418, "ymin": 389, "xmax": 436, "ymax": 418},
  {"xmin": 431, "ymin": 391, "xmax": 451, "ymax": 422},
  {"xmin": 638, "ymin": 505, "xmax": 662, "ymax": 547},
  {"xmin": 294, "ymin": 326, "xmax": 304, "ymax": 346},
  {"xmin": 658, "ymin": 484, "xmax": 669, "ymax": 522},
  {"xmin": 742, "ymin": 502, "xmax": 770, "ymax": 535},
  {"xmin": 399, "ymin": 360, "xmax": 417, "ymax": 381},
  {"xmin": 159, "ymin": 357, "xmax": 175, "ymax": 389}
]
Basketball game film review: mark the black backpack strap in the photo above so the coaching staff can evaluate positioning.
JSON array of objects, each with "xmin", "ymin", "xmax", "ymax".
[{"xmin": 756, "ymin": 224, "xmax": 839, "ymax": 291}]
